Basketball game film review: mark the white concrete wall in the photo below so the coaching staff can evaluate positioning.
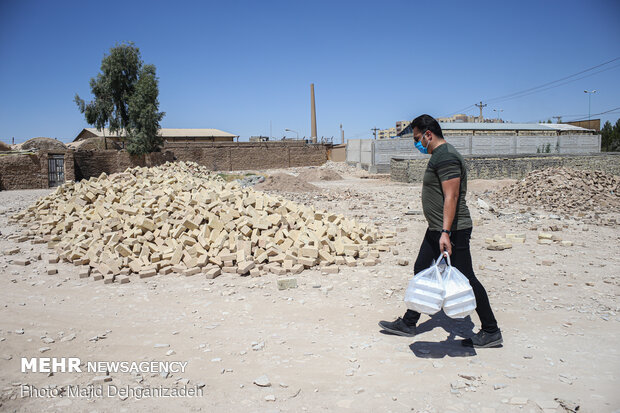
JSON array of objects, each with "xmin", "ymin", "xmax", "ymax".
[{"xmin": 347, "ymin": 134, "xmax": 601, "ymax": 170}]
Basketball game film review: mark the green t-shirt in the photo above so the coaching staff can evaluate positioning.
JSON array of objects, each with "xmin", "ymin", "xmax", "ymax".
[{"xmin": 421, "ymin": 142, "xmax": 472, "ymax": 231}]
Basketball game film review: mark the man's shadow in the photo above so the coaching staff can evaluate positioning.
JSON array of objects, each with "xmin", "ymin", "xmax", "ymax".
[{"xmin": 380, "ymin": 311, "xmax": 479, "ymax": 358}]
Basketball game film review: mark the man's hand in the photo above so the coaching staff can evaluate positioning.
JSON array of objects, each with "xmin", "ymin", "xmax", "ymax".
[{"xmin": 440, "ymin": 232, "xmax": 452, "ymax": 256}]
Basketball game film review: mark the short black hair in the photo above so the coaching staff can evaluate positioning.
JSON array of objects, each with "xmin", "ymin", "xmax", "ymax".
[{"xmin": 411, "ymin": 114, "xmax": 444, "ymax": 139}]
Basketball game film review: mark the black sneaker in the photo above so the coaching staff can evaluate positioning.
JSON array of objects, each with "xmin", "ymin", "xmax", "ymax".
[
  {"xmin": 462, "ymin": 329, "xmax": 503, "ymax": 348},
  {"xmin": 378, "ymin": 317, "xmax": 416, "ymax": 337}
]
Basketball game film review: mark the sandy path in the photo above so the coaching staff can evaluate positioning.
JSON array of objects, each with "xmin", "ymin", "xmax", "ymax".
[{"xmin": 0, "ymin": 172, "xmax": 618, "ymax": 412}]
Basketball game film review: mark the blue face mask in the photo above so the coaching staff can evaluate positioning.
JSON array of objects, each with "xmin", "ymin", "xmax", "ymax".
[
  {"xmin": 414, "ymin": 140, "xmax": 428, "ymax": 154},
  {"xmin": 414, "ymin": 131, "xmax": 429, "ymax": 154}
]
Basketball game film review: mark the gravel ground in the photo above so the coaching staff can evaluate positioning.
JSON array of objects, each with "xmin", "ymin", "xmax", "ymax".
[{"xmin": 0, "ymin": 168, "xmax": 618, "ymax": 413}]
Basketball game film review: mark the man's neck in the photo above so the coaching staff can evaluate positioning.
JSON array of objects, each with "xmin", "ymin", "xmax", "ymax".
[{"xmin": 429, "ymin": 139, "xmax": 446, "ymax": 154}]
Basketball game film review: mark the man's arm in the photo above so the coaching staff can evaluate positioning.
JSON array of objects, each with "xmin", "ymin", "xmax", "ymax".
[{"xmin": 440, "ymin": 177, "xmax": 460, "ymax": 255}]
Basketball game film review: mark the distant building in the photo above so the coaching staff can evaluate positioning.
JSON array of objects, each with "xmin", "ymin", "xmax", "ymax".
[
  {"xmin": 249, "ymin": 136, "xmax": 270, "ymax": 142},
  {"xmin": 397, "ymin": 122, "xmax": 595, "ymax": 139},
  {"xmin": 377, "ymin": 127, "xmax": 397, "ymax": 139},
  {"xmin": 563, "ymin": 119, "xmax": 600, "ymax": 132},
  {"xmin": 437, "ymin": 114, "xmax": 476, "ymax": 123},
  {"xmin": 396, "ymin": 120, "xmax": 410, "ymax": 135},
  {"xmin": 436, "ymin": 114, "xmax": 506, "ymax": 123},
  {"xmin": 74, "ymin": 128, "xmax": 239, "ymax": 144}
]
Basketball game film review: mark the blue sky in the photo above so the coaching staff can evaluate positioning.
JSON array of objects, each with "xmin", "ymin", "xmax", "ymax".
[{"xmin": 1, "ymin": 0, "xmax": 619, "ymax": 144}]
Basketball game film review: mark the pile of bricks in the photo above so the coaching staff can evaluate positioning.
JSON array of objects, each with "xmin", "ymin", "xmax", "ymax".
[
  {"xmin": 485, "ymin": 233, "xmax": 525, "ymax": 251},
  {"xmin": 489, "ymin": 167, "xmax": 620, "ymax": 215},
  {"xmin": 11, "ymin": 162, "xmax": 392, "ymax": 284}
]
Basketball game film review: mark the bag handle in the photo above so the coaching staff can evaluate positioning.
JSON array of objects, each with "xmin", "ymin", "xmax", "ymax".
[
  {"xmin": 434, "ymin": 252, "xmax": 450, "ymax": 267},
  {"xmin": 442, "ymin": 251, "xmax": 451, "ymax": 267},
  {"xmin": 432, "ymin": 252, "xmax": 449, "ymax": 283}
]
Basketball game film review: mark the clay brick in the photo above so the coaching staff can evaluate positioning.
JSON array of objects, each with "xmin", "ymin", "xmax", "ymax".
[
  {"xmin": 298, "ymin": 257, "xmax": 317, "ymax": 267},
  {"xmin": 139, "ymin": 268, "xmax": 157, "ymax": 278},
  {"xmin": 115, "ymin": 244, "xmax": 133, "ymax": 258},
  {"xmin": 334, "ymin": 256, "xmax": 346, "ymax": 265},
  {"xmin": 79, "ymin": 266, "xmax": 91, "ymax": 278},
  {"xmin": 321, "ymin": 265, "xmax": 339, "ymax": 274},
  {"xmin": 277, "ymin": 277, "xmax": 298, "ymax": 290},
  {"xmin": 290, "ymin": 264, "xmax": 304, "ymax": 274},
  {"xmin": 205, "ymin": 267, "xmax": 221, "ymax": 279},
  {"xmin": 300, "ymin": 246, "xmax": 319, "ymax": 259},
  {"xmin": 159, "ymin": 266, "xmax": 173, "ymax": 275},
  {"xmin": 183, "ymin": 267, "xmax": 200, "ymax": 276},
  {"xmin": 237, "ymin": 261, "xmax": 255, "ymax": 274}
]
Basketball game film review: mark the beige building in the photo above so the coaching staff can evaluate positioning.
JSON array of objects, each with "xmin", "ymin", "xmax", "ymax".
[
  {"xmin": 74, "ymin": 128, "xmax": 239, "ymax": 144},
  {"xmin": 377, "ymin": 127, "xmax": 397, "ymax": 139},
  {"xmin": 396, "ymin": 121, "xmax": 410, "ymax": 134}
]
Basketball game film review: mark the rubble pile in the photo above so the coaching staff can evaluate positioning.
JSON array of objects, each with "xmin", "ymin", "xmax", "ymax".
[
  {"xmin": 489, "ymin": 167, "xmax": 620, "ymax": 216},
  {"xmin": 10, "ymin": 162, "xmax": 392, "ymax": 284},
  {"xmin": 253, "ymin": 173, "xmax": 320, "ymax": 193},
  {"xmin": 300, "ymin": 169, "xmax": 342, "ymax": 182}
]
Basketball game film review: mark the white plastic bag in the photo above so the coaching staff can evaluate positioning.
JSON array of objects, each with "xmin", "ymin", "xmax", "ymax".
[
  {"xmin": 441, "ymin": 254, "xmax": 477, "ymax": 319},
  {"xmin": 404, "ymin": 253, "xmax": 446, "ymax": 315}
]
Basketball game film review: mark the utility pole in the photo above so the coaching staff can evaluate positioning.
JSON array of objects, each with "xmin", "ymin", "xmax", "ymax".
[
  {"xmin": 371, "ymin": 127, "xmax": 380, "ymax": 140},
  {"xmin": 552, "ymin": 116, "xmax": 562, "ymax": 124},
  {"xmin": 475, "ymin": 101, "xmax": 487, "ymax": 122},
  {"xmin": 340, "ymin": 124, "xmax": 344, "ymax": 144},
  {"xmin": 584, "ymin": 90, "xmax": 597, "ymax": 129},
  {"xmin": 310, "ymin": 83, "xmax": 317, "ymax": 144}
]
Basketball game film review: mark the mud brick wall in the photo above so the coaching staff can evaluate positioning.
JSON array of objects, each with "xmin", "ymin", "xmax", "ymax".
[
  {"xmin": 73, "ymin": 150, "xmax": 174, "ymax": 180},
  {"xmin": 391, "ymin": 153, "xmax": 620, "ymax": 183},
  {"xmin": 63, "ymin": 151, "xmax": 75, "ymax": 182},
  {"xmin": 0, "ymin": 153, "xmax": 46, "ymax": 190},
  {"xmin": 165, "ymin": 142, "xmax": 327, "ymax": 171}
]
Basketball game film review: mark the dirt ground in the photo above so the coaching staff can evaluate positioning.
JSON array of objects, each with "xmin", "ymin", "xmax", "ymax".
[{"xmin": 0, "ymin": 165, "xmax": 618, "ymax": 413}]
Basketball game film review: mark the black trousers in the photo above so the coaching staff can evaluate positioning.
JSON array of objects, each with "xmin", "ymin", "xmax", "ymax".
[{"xmin": 403, "ymin": 227, "xmax": 499, "ymax": 333}]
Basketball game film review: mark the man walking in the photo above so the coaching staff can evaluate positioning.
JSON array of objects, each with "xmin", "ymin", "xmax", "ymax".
[{"xmin": 379, "ymin": 114, "xmax": 502, "ymax": 348}]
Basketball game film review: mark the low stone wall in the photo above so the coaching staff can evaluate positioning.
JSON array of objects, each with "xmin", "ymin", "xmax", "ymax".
[
  {"xmin": 0, "ymin": 153, "xmax": 45, "ymax": 190},
  {"xmin": 1, "ymin": 143, "xmax": 328, "ymax": 190},
  {"xmin": 0, "ymin": 151, "xmax": 76, "ymax": 190},
  {"xmin": 391, "ymin": 153, "xmax": 620, "ymax": 183},
  {"xmin": 73, "ymin": 150, "xmax": 174, "ymax": 180},
  {"xmin": 165, "ymin": 142, "xmax": 327, "ymax": 171}
]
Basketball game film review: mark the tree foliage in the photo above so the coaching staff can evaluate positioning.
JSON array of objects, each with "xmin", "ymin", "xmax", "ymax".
[
  {"xmin": 75, "ymin": 42, "xmax": 164, "ymax": 155},
  {"xmin": 601, "ymin": 119, "xmax": 620, "ymax": 152},
  {"xmin": 126, "ymin": 65, "xmax": 165, "ymax": 154}
]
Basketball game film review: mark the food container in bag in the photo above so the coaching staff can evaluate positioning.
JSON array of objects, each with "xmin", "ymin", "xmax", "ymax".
[
  {"xmin": 441, "ymin": 254, "xmax": 477, "ymax": 319},
  {"xmin": 404, "ymin": 253, "xmax": 446, "ymax": 315}
]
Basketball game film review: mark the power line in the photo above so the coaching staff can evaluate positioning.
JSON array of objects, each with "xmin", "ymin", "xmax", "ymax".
[
  {"xmin": 442, "ymin": 56, "xmax": 620, "ymax": 118},
  {"xmin": 528, "ymin": 105, "xmax": 620, "ymax": 123},
  {"xmin": 488, "ymin": 62, "xmax": 620, "ymax": 105},
  {"xmin": 485, "ymin": 57, "xmax": 620, "ymax": 104},
  {"xmin": 567, "ymin": 106, "xmax": 620, "ymax": 122}
]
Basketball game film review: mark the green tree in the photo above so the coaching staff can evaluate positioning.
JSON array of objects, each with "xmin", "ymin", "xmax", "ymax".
[
  {"xmin": 612, "ymin": 119, "xmax": 620, "ymax": 152},
  {"xmin": 601, "ymin": 120, "xmax": 613, "ymax": 151},
  {"xmin": 75, "ymin": 42, "xmax": 164, "ymax": 154},
  {"xmin": 126, "ymin": 64, "xmax": 165, "ymax": 155}
]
